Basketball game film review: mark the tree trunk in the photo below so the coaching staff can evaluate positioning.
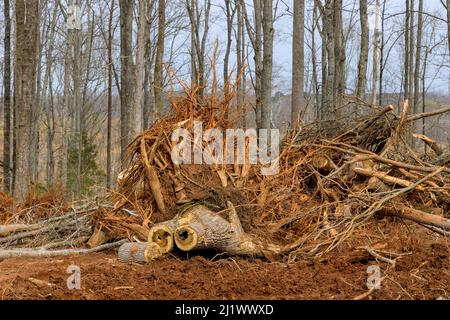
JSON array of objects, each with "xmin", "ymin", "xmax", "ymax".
[
  {"xmin": 13, "ymin": 0, "xmax": 40, "ymax": 199},
  {"xmin": 261, "ymin": 0, "xmax": 273, "ymax": 131},
  {"xmin": 3, "ymin": 0, "xmax": 12, "ymax": 193},
  {"xmin": 356, "ymin": 0, "xmax": 369, "ymax": 103},
  {"xmin": 323, "ymin": 0, "xmax": 335, "ymax": 119},
  {"xmin": 413, "ymin": 0, "xmax": 423, "ymax": 115},
  {"xmin": 107, "ymin": 0, "xmax": 115, "ymax": 189},
  {"xmin": 134, "ymin": 0, "xmax": 147, "ymax": 130},
  {"xmin": 223, "ymin": 0, "xmax": 234, "ymax": 87},
  {"xmin": 43, "ymin": 4, "xmax": 58, "ymax": 187},
  {"xmin": 291, "ymin": 0, "xmax": 305, "ymax": 128},
  {"xmin": 143, "ymin": 0, "xmax": 155, "ymax": 129},
  {"xmin": 119, "ymin": 0, "xmax": 135, "ymax": 161},
  {"xmin": 371, "ymin": 0, "xmax": 380, "ymax": 108},
  {"xmin": 333, "ymin": 0, "xmax": 345, "ymax": 112},
  {"xmin": 154, "ymin": 0, "xmax": 166, "ymax": 119},
  {"xmin": 403, "ymin": 0, "xmax": 410, "ymax": 102},
  {"xmin": 408, "ymin": 0, "xmax": 415, "ymax": 105},
  {"xmin": 378, "ymin": 0, "xmax": 386, "ymax": 106}
]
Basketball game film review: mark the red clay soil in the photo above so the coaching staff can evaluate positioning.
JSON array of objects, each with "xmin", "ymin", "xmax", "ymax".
[{"xmin": 0, "ymin": 219, "xmax": 448, "ymax": 300}]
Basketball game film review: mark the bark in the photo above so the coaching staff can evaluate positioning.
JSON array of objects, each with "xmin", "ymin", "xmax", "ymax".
[
  {"xmin": 261, "ymin": 0, "xmax": 273, "ymax": 131},
  {"xmin": 291, "ymin": 0, "xmax": 305, "ymax": 128},
  {"xmin": 43, "ymin": 4, "xmax": 58, "ymax": 187},
  {"xmin": 311, "ymin": 6, "xmax": 320, "ymax": 118},
  {"xmin": 143, "ymin": 0, "xmax": 155, "ymax": 129},
  {"xmin": 223, "ymin": 0, "xmax": 235, "ymax": 86},
  {"xmin": 154, "ymin": 0, "xmax": 166, "ymax": 119},
  {"xmin": 107, "ymin": 0, "xmax": 115, "ymax": 189},
  {"xmin": 356, "ymin": 0, "xmax": 369, "ymax": 102},
  {"xmin": 413, "ymin": 0, "xmax": 423, "ymax": 115},
  {"xmin": 13, "ymin": 0, "xmax": 40, "ymax": 199},
  {"xmin": 236, "ymin": 0, "xmax": 244, "ymax": 126},
  {"xmin": 371, "ymin": 0, "xmax": 380, "ymax": 108},
  {"xmin": 119, "ymin": 0, "xmax": 135, "ymax": 161},
  {"xmin": 334, "ymin": 0, "xmax": 345, "ymax": 112},
  {"xmin": 134, "ymin": 0, "xmax": 147, "ymax": 130},
  {"xmin": 323, "ymin": 0, "xmax": 335, "ymax": 119},
  {"xmin": 242, "ymin": 0, "xmax": 263, "ymax": 128},
  {"xmin": 386, "ymin": 205, "xmax": 450, "ymax": 231},
  {"xmin": 408, "ymin": 0, "xmax": 415, "ymax": 105},
  {"xmin": 186, "ymin": 0, "xmax": 211, "ymax": 98},
  {"xmin": 403, "ymin": 0, "xmax": 410, "ymax": 101},
  {"xmin": 118, "ymin": 242, "xmax": 163, "ymax": 264},
  {"xmin": 3, "ymin": 0, "xmax": 12, "ymax": 193},
  {"xmin": 0, "ymin": 240, "xmax": 126, "ymax": 260},
  {"xmin": 378, "ymin": 0, "xmax": 386, "ymax": 106}
]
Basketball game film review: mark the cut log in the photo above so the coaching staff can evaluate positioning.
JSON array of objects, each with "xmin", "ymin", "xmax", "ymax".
[
  {"xmin": 173, "ymin": 202, "xmax": 283, "ymax": 257},
  {"xmin": 117, "ymin": 242, "xmax": 163, "ymax": 264},
  {"xmin": 148, "ymin": 220, "xmax": 177, "ymax": 253}
]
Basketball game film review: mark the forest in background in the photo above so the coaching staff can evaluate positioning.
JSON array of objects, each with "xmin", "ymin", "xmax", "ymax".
[{"xmin": 0, "ymin": 0, "xmax": 450, "ymax": 200}]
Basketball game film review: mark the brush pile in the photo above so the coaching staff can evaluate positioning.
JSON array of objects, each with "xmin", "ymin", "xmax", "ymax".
[
  {"xmin": 1, "ymin": 79, "xmax": 449, "ymax": 261},
  {"xmin": 0, "ymin": 192, "xmax": 127, "ymax": 259},
  {"xmin": 98, "ymin": 83, "xmax": 449, "ymax": 262}
]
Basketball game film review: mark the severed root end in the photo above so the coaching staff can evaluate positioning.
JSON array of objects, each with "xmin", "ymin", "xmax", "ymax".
[
  {"xmin": 174, "ymin": 225, "xmax": 200, "ymax": 252},
  {"xmin": 118, "ymin": 242, "xmax": 163, "ymax": 264}
]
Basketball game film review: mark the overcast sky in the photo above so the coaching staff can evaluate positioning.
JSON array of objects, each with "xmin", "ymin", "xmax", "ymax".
[{"xmin": 208, "ymin": 0, "xmax": 449, "ymax": 95}]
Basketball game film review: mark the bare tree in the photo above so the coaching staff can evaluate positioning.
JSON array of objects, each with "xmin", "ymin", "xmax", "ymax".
[
  {"xmin": 14, "ymin": 0, "xmax": 40, "ymax": 199},
  {"xmin": 134, "ymin": 0, "xmax": 147, "ymax": 129},
  {"xmin": 371, "ymin": 0, "xmax": 380, "ymax": 108},
  {"xmin": 404, "ymin": 0, "xmax": 410, "ymax": 101},
  {"xmin": 222, "ymin": 0, "xmax": 236, "ymax": 86},
  {"xmin": 119, "ymin": 0, "xmax": 135, "ymax": 161},
  {"xmin": 291, "ymin": 0, "xmax": 305, "ymax": 128},
  {"xmin": 106, "ymin": 0, "xmax": 115, "ymax": 189},
  {"xmin": 186, "ymin": 0, "xmax": 211, "ymax": 98},
  {"xmin": 413, "ymin": 0, "xmax": 423, "ymax": 115},
  {"xmin": 242, "ymin": 0, "xmax": 263, "ymax": 128},
  {"xmin": 154, "ymin": 0, "xmax": 166, "ymax": 118},
  {"xmin": 356, "ymin": 0, "xmax": 369, "ymax": 103},
  {"xmin": 260, "ymin": 0, "xmax": 273, "ymax": 131},
  {"xmin": 3, "ymin": 0, "xmax": 12, "ymax": 192}
]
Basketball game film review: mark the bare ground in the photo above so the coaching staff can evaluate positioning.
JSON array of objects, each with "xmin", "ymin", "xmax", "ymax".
[{"xmin": 0, "ymin": 219, "xmax": 448, "ymax": 300}]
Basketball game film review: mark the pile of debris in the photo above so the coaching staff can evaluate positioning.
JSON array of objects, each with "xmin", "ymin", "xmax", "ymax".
[
  {"xmin": 103, "ymin": 84, "xmax": 450, "ymax": 263},
  {"xmin": 1, "ymin": 79, "xmax": 449, "ymax": 262}
]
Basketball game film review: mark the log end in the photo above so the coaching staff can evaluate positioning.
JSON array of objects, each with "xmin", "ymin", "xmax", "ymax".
[
  {"xmin": 148, "ymin": 224, "xmax": 174, "ymax": 253},
  {"xmin": 174, "ymin": 225, "xmax": 199, "ymax": 252}
]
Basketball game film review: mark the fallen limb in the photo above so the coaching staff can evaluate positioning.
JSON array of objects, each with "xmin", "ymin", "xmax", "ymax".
[
  {"xmin": 140, "ymin": 138, "xmax": 166, "ymax": 215},
  {"xmin": 413, "ymin": 134, "xmax": 443, "ymax": 156},
  {"xmin": 354, "ymin": 167, "xmax": 425, "ymax": 191},
  {"xmin": 0, "ymin": 239, "xmax": 126, "ymax": 260},
  {"xmin": 407, "ymin": 106, "xmax": 450, "ymax": 122},
  {"xmin": 385, "ymin": 205, "xmax": 450, "ymax": 231}
]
